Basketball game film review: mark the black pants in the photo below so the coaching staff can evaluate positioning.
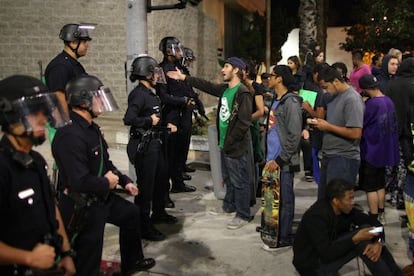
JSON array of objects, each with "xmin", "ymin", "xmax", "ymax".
[
  {"xmin": 317, "ymin": 231, "xmax": 402, "ymax": 276},
  {"xmin": 59, "ymin": 193, "xmax": 144, "ymax": 276},
  {"xmin": 301, "ymin": 137, "xmax": 313, "ymax": 173},
  {"xmin": 134, "ymin": 139, "xmax": 168, "ymax": 229},
  {"xmin": 167, "ymin": 108, "xmax": 193, "ymax": 186}
]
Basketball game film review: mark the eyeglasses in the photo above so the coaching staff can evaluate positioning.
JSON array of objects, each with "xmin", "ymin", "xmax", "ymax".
[{"xmin": 270, "ymin": 73, "xmax": 279, "ymax": 78}]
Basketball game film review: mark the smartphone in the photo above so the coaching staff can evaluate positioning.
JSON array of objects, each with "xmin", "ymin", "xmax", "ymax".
[
  {"xmin": 306, "ymin": 118, "xmax": 318, "ymax": 124},
  {"xmin": 369, "ymin": 226, "xmax": 383, "ymax": 233}
]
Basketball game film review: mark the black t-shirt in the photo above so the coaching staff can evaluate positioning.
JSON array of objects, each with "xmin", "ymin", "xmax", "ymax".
[{"xmin": 45, "ymin": 51, "xmax": 87, "ymax": 93}]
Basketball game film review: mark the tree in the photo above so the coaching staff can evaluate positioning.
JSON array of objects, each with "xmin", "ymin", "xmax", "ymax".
[
  {"xmin": 236, "ymin": 12, "xmax": 266, "ymax": 64},
  {"xmin": 298, "ymin": 0, "xmax": 328, "ymax": 63},
  {"xmin": 340, "ymin": 0, "xmax": 414, "ymax": 53}
]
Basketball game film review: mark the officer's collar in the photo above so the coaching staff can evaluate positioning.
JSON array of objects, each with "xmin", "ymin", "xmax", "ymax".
[{"xmin": 0, "ymin": 135, "xmax": 34, "ymax": 168}]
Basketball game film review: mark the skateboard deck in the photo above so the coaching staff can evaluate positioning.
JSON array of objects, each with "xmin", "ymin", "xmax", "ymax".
[
  {"xmin": 256, "ymin": 166, "xmax": 280, "ymax": 249},
  {"xmin": 100, "ymin": 260, "xmax": 121, "ymax": 276}
]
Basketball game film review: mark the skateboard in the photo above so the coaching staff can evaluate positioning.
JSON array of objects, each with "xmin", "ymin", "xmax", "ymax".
[
  {"xmin": 256, "ymin": 165, "xmax": 281, "ymax": 250},
  {"xmin": 100, "ymin": 260, "xmax": 121, "ymax": 276}
]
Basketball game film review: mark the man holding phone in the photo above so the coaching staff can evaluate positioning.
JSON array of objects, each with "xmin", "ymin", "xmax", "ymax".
[{"xmin": 293, "ymin": 179, "xmax": 402, "ymax": 275}]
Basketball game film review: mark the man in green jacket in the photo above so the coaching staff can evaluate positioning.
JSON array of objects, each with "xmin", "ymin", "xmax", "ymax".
[{"xmin": 167, "ymin": 57, "xmax": 253, "ymax": 229}]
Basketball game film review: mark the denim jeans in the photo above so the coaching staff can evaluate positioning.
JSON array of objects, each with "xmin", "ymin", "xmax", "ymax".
[
  {"xmin": 312, "ymin": 147, "xmax": 320, "ymax": 185},
  {"xmin": 319, "ymin": 155, "xmax": 360, "ymax": 200},
  {"xmin": 280, "ymin": 170, "xmax": 295, "ymax": 243},
  {"xmin": 221, "ymin": 151, "xmax": 251, "ymax": 220}
]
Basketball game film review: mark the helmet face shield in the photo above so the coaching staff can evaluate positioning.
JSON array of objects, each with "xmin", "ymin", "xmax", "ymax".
[
  {"xmin": 92, "ymin": 86, "xmax": 119, "ymax": 115},
  {"xmin": 153, "ymin": 67, "xmax": 167, "ymax": 84},
  {"xmin": 12, "ymin": 92, "xmax": 70, "ymax": 131},
  {"xmin": 170, "ymin": 43, "xmax": 183, "ymax": 59}
]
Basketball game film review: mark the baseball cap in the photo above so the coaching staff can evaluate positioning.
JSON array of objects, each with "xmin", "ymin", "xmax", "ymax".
[
  {"xmin": 359, "ymin": 74, "xmax": 379, "ymax": 90},
  {"xmin": 218, "ymin": 57, "xmax": 246, "ymax": 71}
]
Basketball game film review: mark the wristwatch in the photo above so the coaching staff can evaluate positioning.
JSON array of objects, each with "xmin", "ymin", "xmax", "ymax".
[{"xmin": 61, "ymin": 249, "xmax": 76, "ymax": 258}]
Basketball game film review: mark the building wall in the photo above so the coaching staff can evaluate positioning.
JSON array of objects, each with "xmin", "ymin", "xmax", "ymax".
[{"xmin": 0, "ymin": 0, "xmax": 218, "ymax": 111}]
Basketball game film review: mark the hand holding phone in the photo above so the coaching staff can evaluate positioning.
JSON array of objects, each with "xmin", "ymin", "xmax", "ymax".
[{"xmin": 306, "ymin": 118, "xmax": 318, "ymax": 125}]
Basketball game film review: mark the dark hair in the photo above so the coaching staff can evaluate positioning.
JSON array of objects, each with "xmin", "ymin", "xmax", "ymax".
[
  {"xmin": 371, "ymin": 54, "xmax": 382, "ymax": 65},
  {"xmin": 326, "ymin": 179, "xmax": 353, "ymax": 201},
  {"xmin": 313, "ymin": 62, "xmax": 330, "ymax": 74},
  {"xmin": 243, "ymin": 58, "xmax": 257, "ymax": 80},
  {"xmin": 313, "ymin": 49, "xmax": 323, "ymax": 61},
  {"xmin": 352, "ymin": 48, "xmax": 364, "ymax": 60},
  {"xmin": 273, "ymin": 65, "xmax": 294, "ymax": 87},
  {"xmin": 331, "ymin": 62, "xmax": 349, "ymax": 81},
  {"xmin": 317, "ymin": 66, "xmax": 344, "ymax": 83},
  {"xmin": 287, "ymin": 55, "xmax": 302, "ymax": 70}
]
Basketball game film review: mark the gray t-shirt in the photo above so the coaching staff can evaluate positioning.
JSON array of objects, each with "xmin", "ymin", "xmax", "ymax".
[{"xmin": 322, "ymin": 87, "xmax": 364, "ymax": 159}]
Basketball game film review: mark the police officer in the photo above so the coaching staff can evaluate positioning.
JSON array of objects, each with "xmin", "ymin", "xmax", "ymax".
[
  {"xmin": 124, "ymin": 55, "xmax": 178, "ymax": 241},
  {"xmin": 52, "ymin": 75, "xmax": 155, "ymax": 275},
  {"xmin": 45, "ymin": 23, "xmax": 94, "ymax": 114},
  {"xmin": 0, "ymin": 75, "xmax": 75, "ymax": 275},
  {"xmin": 158, "ymin": 37, "xmax": 197, "ymax": 193},
  {"xmin": 181, "ymin": 46, "xmax": 205, "ymax": 176}
]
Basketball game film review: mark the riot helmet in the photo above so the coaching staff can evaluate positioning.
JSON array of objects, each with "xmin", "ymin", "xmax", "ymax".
[
  {"xmin": 182, "ymin": 47, "xmax": 196, "ymax": 68},
  {"xmin": 0, "ymin": 75, "xmax": 69, "ymax": 145},
  {"xmin": 183, "ymin": 47, "xmax": 196, "ymax": 62},
  {"xmin": 130, "ymin": 55, "xmax": 166, "ymax": 84},
  {"xmin": 59, "ymin": 23, "xmax": 94, "ymax": 42},
  {"xmin": 60, "ymin": 23, "xmax": 95, "ymax": 58},
  {"xmin": 66, "ymin": 75, "xmax": 119, "ymax": 117},
  {"xmin": 158, "ymin": 36, "xmax": 183, "ymax": 58}
]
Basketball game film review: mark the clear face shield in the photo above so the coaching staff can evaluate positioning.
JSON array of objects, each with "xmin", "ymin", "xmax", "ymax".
[
  {"xmin": 153, "ymin": 67, "xmax": 167, "ymax": 84},
  {"xmin": 77, "ymin": 23, "xmax": 96, "ymax": 41},
  {"xmin": 170, "ymin": 43, "xmax": 183, "ymax": 59},
  {"xmin": 91, "ymin": 86, "xmax": 119, "ymax": 115},
  {"xmin": 12, "ymin": 92, "xmax": 70, "ymax": 132}
]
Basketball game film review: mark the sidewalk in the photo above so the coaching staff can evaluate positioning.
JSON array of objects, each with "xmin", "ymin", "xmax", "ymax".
[{"xmin": 35, "ymin": 144, "xmax": 412, "ymax": 275}]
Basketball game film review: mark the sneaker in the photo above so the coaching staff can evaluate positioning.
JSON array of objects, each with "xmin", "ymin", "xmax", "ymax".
[
  {"xmin": 227, "ymin": 216, "xmax": 249, "ymax": 230},
  {"xmin": 378, "ymin": 212, "xmax": 386, "ymax": 225},
  {"xmin": 208, "ymin": 207, "xmax": 235, "ymax": 216},
  {"xmin": 304, "ymin": 171, "xmax": 313, "ymax": 182}
]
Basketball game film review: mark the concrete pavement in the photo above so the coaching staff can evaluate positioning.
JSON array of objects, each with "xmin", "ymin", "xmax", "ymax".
[{"xmin": 34, "ymin": 144, "xmax": 412, "ymax": 275}]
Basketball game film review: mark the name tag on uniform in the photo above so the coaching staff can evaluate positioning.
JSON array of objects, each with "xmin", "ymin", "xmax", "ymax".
[{"xmin": 18, "ymin": 188, "xmax": 35, "ymax": 199}]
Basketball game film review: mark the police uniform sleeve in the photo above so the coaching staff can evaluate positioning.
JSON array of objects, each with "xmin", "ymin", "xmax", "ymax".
[
  {"xmin": 52, "ymin": 130, "xmax": 111, "ymax": 197},
  {"xmin": 123, "ymin": 89, "xmax": 153, "ymax": 128}
]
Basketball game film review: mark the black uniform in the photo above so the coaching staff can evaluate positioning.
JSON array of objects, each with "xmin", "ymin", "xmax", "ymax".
[
  {"xmin": 159, "ymin": 60, "xmax": 195, "ymax": 190},
  {"xmin": 0, "ymin": 136, "xmax": 60, "ymax": 275},
  {"xmin": 52, "ymin": 111, "xmax": 144, "ymax": 276},
  {"xmin": 123, "ymin": 83, "xmax": 170, "ymax": 232},
  {"xmin": 45, "ymin": 51, "xmax": 87, "ymax": 92}
]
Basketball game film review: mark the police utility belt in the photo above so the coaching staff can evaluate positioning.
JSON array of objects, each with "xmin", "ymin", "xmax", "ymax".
[
  {"xmin": 130, "ymin": 128, "xmax": 163, "ymax": 140},
  {"xmin": 130, "ymin": 128, "xmax": 164, "ymax": 154}
]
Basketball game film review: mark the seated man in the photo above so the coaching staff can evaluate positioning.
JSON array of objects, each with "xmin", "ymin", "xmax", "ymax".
[
  {"xmin": 293, "ymin": 178, "xmax": 402, "ymax": 276},
  {"xmin": 52, "ymin": 75, "xmax": 155, "ymax": 275}
]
